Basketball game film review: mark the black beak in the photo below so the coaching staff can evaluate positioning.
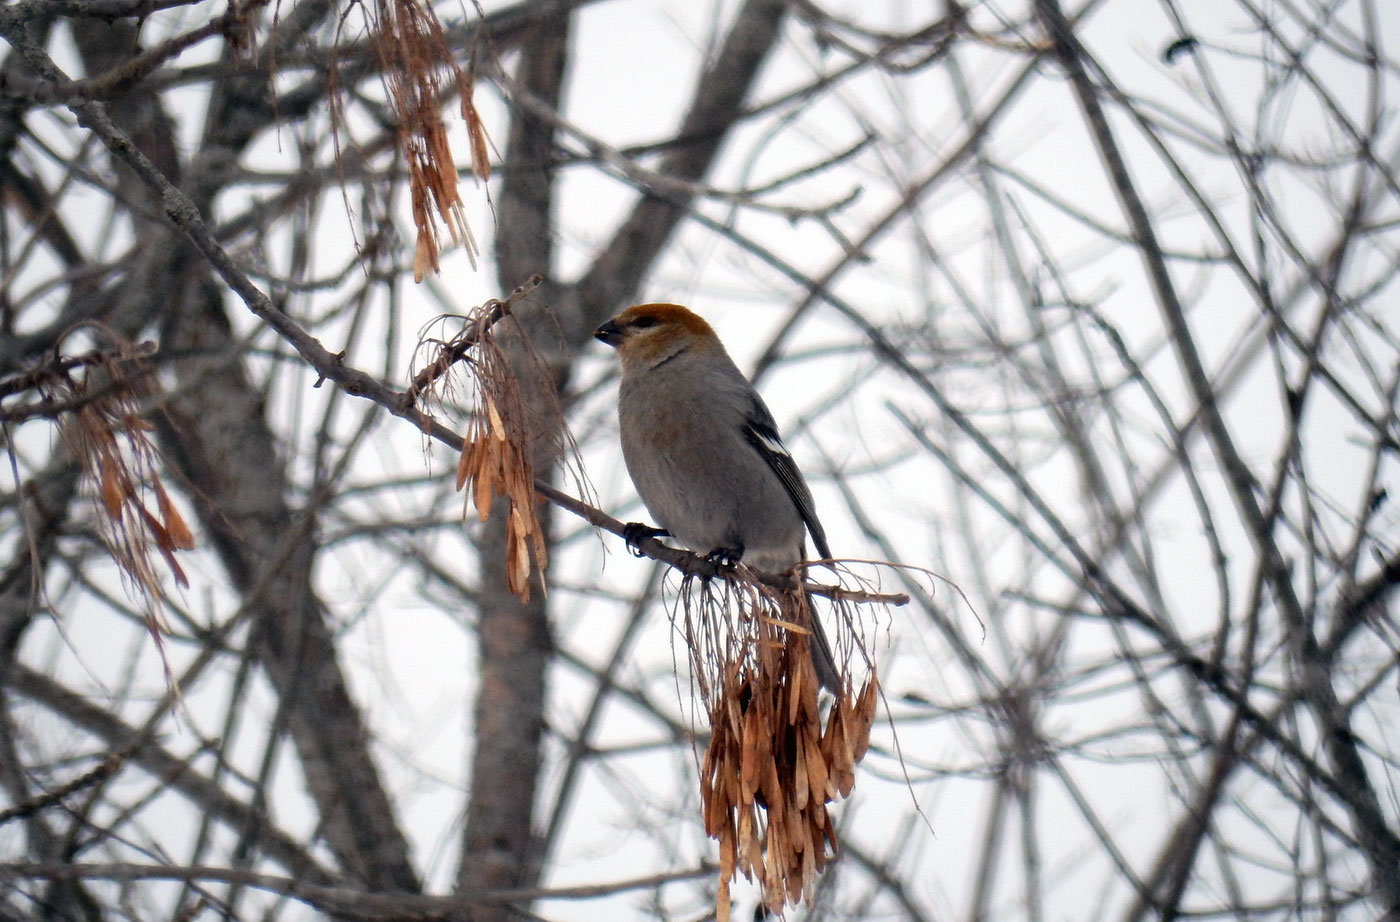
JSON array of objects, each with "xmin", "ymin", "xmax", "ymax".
[{"xmin": 594, "ymin": 318, "xmax": 622, "ymax": 347}]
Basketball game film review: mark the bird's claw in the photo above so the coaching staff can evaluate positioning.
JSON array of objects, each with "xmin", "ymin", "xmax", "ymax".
[
  {"xmin": 705, "ymin": 545, "xmax": 745, "ymax": 572},
  {"xmin": 622, "ymin": 522, "xmax": 670, "ymax": 557}
]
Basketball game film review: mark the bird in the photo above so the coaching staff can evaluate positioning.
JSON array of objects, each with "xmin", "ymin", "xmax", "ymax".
[{"xmin": 594, "ymin": 303, "xmax": 841, "ymax": 692}]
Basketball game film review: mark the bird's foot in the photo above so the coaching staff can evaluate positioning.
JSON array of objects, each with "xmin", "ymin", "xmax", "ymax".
[
  {"xmin": 622, "ymin": 522, "xmax": 670, "ymax": 557},
  {"xmin": 705, "ymin": 545, "xmax": 745, "ymax": 572}
]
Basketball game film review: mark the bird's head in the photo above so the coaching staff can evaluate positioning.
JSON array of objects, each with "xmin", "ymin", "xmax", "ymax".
[{"xmin": 594, "ymin": 303, "xmax": 724, "ymax": 373}]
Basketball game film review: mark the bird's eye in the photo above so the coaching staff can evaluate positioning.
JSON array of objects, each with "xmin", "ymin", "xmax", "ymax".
[{"xmin": 630, "ymin": 316, "xmax": 659, "ymax": 329}]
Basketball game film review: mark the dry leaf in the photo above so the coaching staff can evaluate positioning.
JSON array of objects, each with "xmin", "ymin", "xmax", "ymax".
[
  {"xmin": 472, "ymin": 442, "xmax": 495, "ymax": 521},
  {"xmin": 455, "ymin": 436, "xmax": 475, "ymax": 491},
  {"xmin": 154, "ymin": 479, "xmax": 194, "ymax": 550},
  {"xmin": 412, "ymin": 228, "xmax": 435, "ymax": 283},
  {"xmin": 99, "ymin": 458, "xmax": 126, "ymax": 518}
]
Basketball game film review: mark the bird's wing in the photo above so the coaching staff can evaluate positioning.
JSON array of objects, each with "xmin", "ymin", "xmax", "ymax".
[{"xmin": 741, "ymin": 395, "xmax": 832, "ymax": 561}]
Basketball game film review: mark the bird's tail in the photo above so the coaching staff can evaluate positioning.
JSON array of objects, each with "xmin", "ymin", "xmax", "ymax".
[{"xmin": 803, "ymin": 589, "xmax": 842, "ymax": 693}]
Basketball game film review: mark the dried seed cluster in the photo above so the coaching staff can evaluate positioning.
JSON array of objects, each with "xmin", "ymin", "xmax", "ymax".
[
  {"xmin": 686, "ymin": 579, "xmax": 878, "ymax": 920},
  {"xmin": 370, "ymin": 0, "xmax": 490, "ymax": 280},
  {"xmin": 32, "ymin": 340, "xmax": 194, "ymax": 683},
  {"xmin": 414, "ymin": 301, "xmax": 547, "ymax": 603},
  {"xmin": 456, "ymin": 385, "xmax": 546, "ymax": 601}
]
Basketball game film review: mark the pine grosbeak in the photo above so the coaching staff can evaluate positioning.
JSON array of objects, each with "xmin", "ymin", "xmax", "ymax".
[{"xmin": 595, "ymin": 303, "xmax": 841, "ymax": 691}]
